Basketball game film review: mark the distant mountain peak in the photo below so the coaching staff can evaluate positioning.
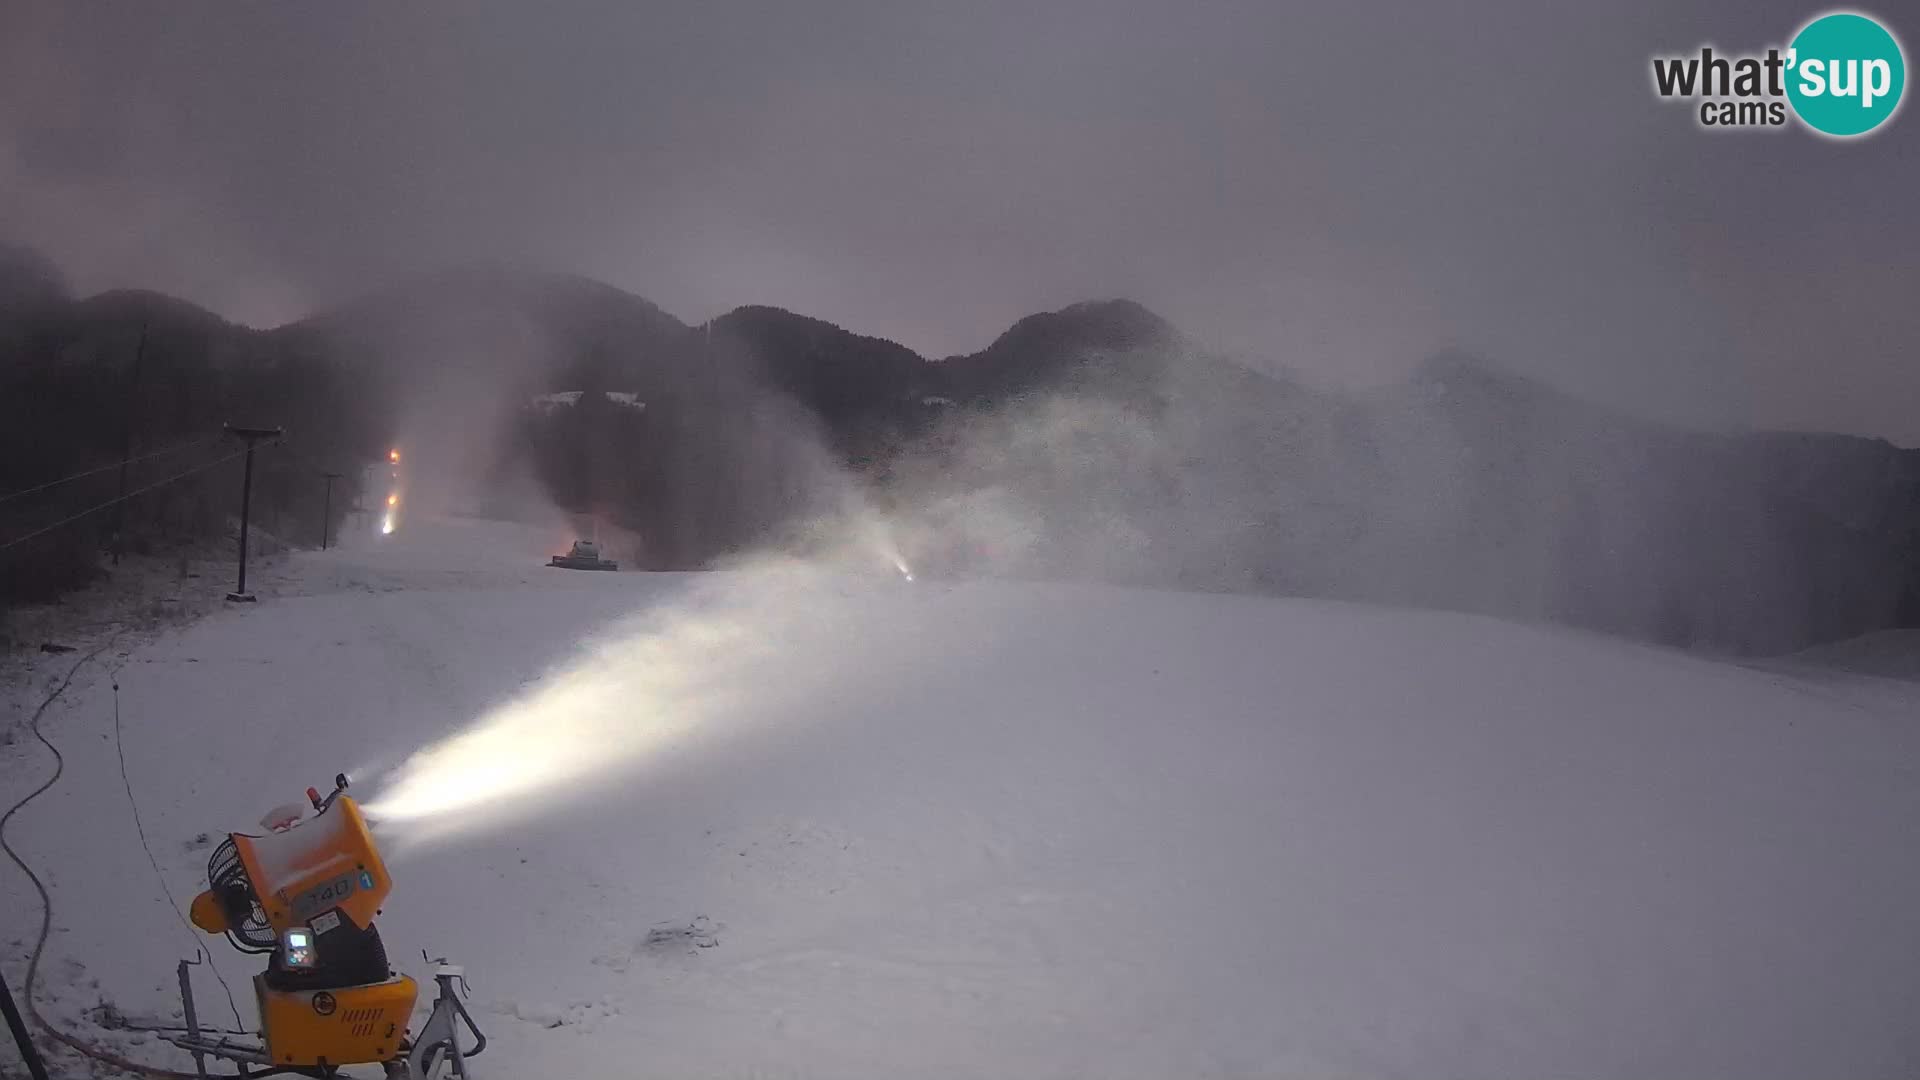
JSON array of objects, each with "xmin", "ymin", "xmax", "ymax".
[
  {"xmin": 713, "ymin": 305, "xmax": 927, "ymax": 364},
  {"xmin": 960, "ymin": 298, "xmax": 1177, "ymax": 365},
  {"xmin": 1056, "ymin": 298, "xmax": 1172, "ymax": 331},
  {"xmin": 302, "ymin": 262, "xmax": 687, "ymax": 339},
  {"xmin": 71, "ymin": 288, "xmax": 236, "ymax": 331}
]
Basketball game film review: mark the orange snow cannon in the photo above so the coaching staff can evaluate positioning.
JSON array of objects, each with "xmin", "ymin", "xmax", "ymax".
[{"xmin": 172, "ymin": 774, "xmax": 486, "ymax": 1077}]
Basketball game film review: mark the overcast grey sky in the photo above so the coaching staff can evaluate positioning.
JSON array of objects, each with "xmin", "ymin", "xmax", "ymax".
[{"xmin": 2, "ymin": 0, "xmax": 1915, "ymax": 442}]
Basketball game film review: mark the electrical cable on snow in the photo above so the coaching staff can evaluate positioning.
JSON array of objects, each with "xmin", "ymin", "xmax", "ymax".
[
  {"xmin": 110, "ymin": 673, "xmax": 246, "ymax": 1030},
  {"xmin": 0, "ymin": 639, "xmax": 207, "ymax": 1080}
]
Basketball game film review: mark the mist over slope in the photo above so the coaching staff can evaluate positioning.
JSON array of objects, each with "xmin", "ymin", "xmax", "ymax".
[{"xmin": 3, "ymin": 250, "xmax": 1916, "ymax": 652}]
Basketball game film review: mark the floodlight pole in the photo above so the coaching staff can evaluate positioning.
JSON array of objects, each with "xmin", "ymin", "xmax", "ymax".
[{"xmin": 224, "ymin": 424, "xmax": 283, "ymax": 602}]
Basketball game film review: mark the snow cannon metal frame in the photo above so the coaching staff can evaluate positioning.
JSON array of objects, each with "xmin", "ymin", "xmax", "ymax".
[
  {"xmin": 548, "ymin": 538, "xmax": 617, "ymax": 571},
  {"xmin": 172, "ymin": 774, "xmax": 486, "ymax": 1078}
]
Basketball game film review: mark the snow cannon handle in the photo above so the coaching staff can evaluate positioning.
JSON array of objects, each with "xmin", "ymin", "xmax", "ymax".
[{"xmin": 308, "ymin": 774, "xmax": 351, "ymax": 813}]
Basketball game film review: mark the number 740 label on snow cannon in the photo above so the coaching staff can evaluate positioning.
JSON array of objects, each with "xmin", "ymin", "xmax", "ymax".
[{"xmin": 288, "ymin": 870, "xmax": 374, "ymax": 922}]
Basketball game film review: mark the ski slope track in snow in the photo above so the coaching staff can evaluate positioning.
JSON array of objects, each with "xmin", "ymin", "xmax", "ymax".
[{"xmin": 5, "ymin": 515, "xmax": 1920, "ymax": 1079}]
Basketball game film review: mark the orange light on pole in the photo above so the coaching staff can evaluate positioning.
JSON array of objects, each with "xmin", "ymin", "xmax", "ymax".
[{"xmin": 389, "ymin": 449, "xmax": 401, "ymax": 464}]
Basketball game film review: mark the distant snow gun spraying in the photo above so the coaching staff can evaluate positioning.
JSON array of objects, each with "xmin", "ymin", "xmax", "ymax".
[{"xmin": 863, "ymin": 514, "xmax": 916, "ymax": 583}]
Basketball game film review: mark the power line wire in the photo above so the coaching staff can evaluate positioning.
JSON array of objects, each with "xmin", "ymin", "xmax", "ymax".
[
  {"xmin": 0, "ymin": 435, "xmax": 219, "ymax": 508},
  {"xmin": 0, "ymin": 446, "xmax": 247, "ymax": 557}
]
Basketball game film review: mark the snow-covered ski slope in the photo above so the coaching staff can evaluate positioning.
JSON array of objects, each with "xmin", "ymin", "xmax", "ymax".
[{"xmin": 6, "ymin": 514, "xmax": 1920, "ymax": 1079}]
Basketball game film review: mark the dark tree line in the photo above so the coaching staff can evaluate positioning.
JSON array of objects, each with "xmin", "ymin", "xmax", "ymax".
[{"xmin": 0, "ymin": 256, "xmax": 383, "ymax": 605}]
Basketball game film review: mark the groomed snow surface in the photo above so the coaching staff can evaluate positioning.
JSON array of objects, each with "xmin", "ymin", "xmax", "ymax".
[{"xmin": 5, "ymin": 514, "xmax": 1920, "ymax": 1079}]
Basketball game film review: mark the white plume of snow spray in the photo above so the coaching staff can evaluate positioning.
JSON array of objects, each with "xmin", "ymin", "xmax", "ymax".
[{"xmin": 361, "ymin": 507, "xmax": 916, "ymax": 847}]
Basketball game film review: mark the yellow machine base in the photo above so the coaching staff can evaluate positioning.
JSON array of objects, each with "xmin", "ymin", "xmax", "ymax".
[{"xmin": 256, "ymin": 973, "xmax": 418, "ymax": 1067}]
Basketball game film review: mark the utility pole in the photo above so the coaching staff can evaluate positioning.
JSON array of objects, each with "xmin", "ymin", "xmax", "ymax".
[
  {"xmin": 321, "ymin": 472, "xmax": 342, "ymax": 550},
  {"xmin": 1, "ymin": 966, "xmax": 50, "ymax": 1080},
  {"xmin": 111, "ymin": 321, "xmax": 148, "ymax": 566},
  {"xmin": 224, "ymin": 424, "xmax": 283, "ymax": 602}
]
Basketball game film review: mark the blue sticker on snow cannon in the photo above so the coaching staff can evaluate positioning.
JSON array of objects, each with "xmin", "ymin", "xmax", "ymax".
[{"xmin": 360, "ymin": 870, "xmax": 375, "ymax": 890}]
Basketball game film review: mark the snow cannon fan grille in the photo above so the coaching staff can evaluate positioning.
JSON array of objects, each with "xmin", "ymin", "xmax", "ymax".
[{"xmin": 207, "ymin": 837, "xmax": 276, "ymax": 952}]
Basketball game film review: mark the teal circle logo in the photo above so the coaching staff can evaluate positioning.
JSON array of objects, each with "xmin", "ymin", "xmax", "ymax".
[{"xmin": 1787, "ymin": 12, "xmax": 1906, "ymax": 137}]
